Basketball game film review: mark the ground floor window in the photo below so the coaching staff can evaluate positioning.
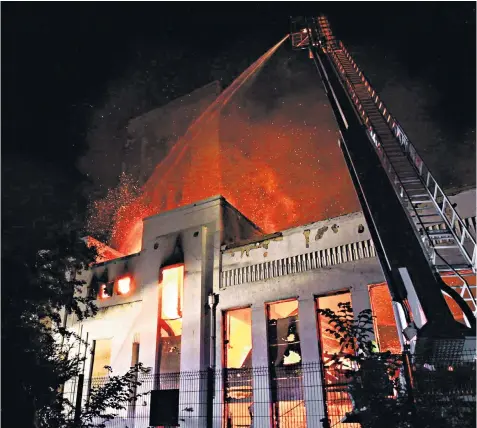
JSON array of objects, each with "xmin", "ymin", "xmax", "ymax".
[
  {"xmin": 91, "ymin": 338, "xmax": 112, "ymax": 378},
  {"xmin": 316, "ymin": 291, "xmax": 357, "ymax": 428},
  {"xmin": 267, "ymin": 299, "xmax": 306, "ymax": 427},
  {"xmin": 223, "ymin": 307, "xmax": 253, "ymax": 427}
]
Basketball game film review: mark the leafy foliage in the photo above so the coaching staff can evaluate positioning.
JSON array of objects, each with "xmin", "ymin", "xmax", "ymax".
[
  {"xmin": 39, "ymin": 364, "xmax": 150, "ymax": 428},
  {"xmin": 318, "ymin": 302, "xmax": 476, "ymax": 428},
  {"xmin": 318, "ymin": 302, "xmax": 410, "ymax": 428},
  {"xmin": 2, "ymin": 210, "xmax": 150, "ymax": 428}
]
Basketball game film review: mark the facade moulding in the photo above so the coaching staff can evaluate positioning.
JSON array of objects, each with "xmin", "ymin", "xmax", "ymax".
[{"xmin": 220, "ymin": 238, "xmax": 376, "ymax": 289}]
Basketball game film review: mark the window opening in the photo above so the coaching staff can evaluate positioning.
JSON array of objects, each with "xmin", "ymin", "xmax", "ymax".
[
  {"xmin": 316, "ymin": 291, "xmax": 357, "ymax": 428},
  {"xmin": 267, "ymin": 300, "xmax": 306, "ymax": 427},
  {"xmin": 158, "ymin": 265, "xmax": 183, "ymax": 386},
  {"xmin": 223, "ymin": 308, "xmax": 253, "ymax": 427}
]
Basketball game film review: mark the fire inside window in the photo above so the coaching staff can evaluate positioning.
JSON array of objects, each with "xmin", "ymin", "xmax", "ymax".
[
  {"xmin": 99, "ymin": 275, "xmax": 132, "ymax": 299},
  {"xmin": 117, "ymin": 276, "xmax": 132, "ymax": 295},
  {"xmin": 161, "ymin": 265, "xmax": 184, "ymax": 320},
  {"xmin": 267, "ymin": 300, "xmax": 302, "ymax": 366},
  {"xmin": 99, "ymin": 283, "xmax": 113, "ymax": 300},
  {"xmin": 159, "ymin": 265, "xmax": 184, "ymax": 375}
]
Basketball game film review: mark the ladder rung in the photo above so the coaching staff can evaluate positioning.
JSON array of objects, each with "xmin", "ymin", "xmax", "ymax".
[{"xmin": 411, "ymin": 199, "xmax": 432, "ymax": 204}]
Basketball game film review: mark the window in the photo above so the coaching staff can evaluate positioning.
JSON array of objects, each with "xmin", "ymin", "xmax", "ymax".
[
  {"xmin": 97, "ymin": 275, "xmax": 133, "ymax": 300},
  {"xmin": 158, "ymin": 265, "xmax": 184, "ymax": 375},
  {"xmin": 91, "ymin": 339, "xmax": 112, "ymax": 378},
  {"xmin": 161, "ymin": 265, "xmax": 183, "ymax": 320},
  {"xmin": 223, "ymin": 308, "xmax": 253, "ymax": 427},
  {"xmin": 267, "ymin": 300, "xmax": 302, "ymax": 367},
  {"xmin": 224, "ymin": 308, "xmax": 252, "ymax": 369},
  {"xmin": 316, "ymin": 291, "xmax": 353, "ymax": 368},
  {"xmin": 316, "ymin": 291, "xmax": 356, "ymax": 428},
  {"xmin": 266, "ymin": 300, "xmax": 306, "ymax": 426}
]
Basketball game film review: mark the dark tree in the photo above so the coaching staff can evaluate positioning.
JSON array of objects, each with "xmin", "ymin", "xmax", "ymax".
[{"xmin": 1, "ymin": 157, "xmax": 149, "ymax": 428}]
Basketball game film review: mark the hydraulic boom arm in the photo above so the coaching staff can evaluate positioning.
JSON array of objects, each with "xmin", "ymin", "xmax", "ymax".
[{"xmin": 290, "ymin": 16, "xmax": 476, "ymax": 352}]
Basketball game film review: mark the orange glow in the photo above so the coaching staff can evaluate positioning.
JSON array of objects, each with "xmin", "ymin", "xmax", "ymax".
[
  {"xmin": 441, "ymin": 271, "xmax": 476, "ymax": 324},
  {"xmin": 225, "ymin": 308, "xmax": 252, "ymax": 368},
  {"xmin": 85, "ymin": 236, "xmax": 124, "ymax": 263},
  {"xmin": 161, "ymin": 265, "xmax": 184, "ymax": 320},
  {"xmin": 317, "ymin": 292, "xmax": 353, "ymax": 365},
  {"xmin": 99, "ymin": 284, "xmax": 111, "ymax": 300},
  {"xmin": 368, "ymin": 283, "xmax": 401, "ymax": 353},
  {"xmin": 116, "ymin": 276, "xmax": 132, "ymax": 295},
  {"xmin": 102, "ymin": 36, "xmax": 358, "ymax": 255}
]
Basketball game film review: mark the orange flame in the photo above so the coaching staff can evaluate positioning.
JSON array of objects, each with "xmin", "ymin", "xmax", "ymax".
[{"xmin": 106, "ymin": 36, "xmax": 359, "ymax": 255}]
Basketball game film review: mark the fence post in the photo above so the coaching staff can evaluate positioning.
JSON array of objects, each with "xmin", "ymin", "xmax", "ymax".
[
  {"xmin": 73, "ymin": 373, "xmax": 84, "ymax": 426},
  {"xmin": 207, "ymin": 367, "xmax": 214, "ymax": 428},
  {"xmin": 402, "ymin": 348, "xmax": 416, "ymax": 427}
]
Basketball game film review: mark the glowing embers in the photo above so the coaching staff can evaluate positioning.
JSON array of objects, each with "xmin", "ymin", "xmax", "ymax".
[{"xmin": 160, "ymin": 265, "xmax": 184, "ymax": 320}]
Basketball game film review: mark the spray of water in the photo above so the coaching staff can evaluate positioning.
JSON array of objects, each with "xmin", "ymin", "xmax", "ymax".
[{"xmin": 111, "ymin": 36, "xmax": 290, "ymax": 253}]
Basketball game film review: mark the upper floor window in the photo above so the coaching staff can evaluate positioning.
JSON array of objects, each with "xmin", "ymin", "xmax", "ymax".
[{"xmin": 96, "ymin": 275, "xmax": 134, "ymax": 300}]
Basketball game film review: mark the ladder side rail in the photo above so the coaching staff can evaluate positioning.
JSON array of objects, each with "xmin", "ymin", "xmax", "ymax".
[
  {"xmin": 338, "ymin": 41, "xmax": 477, "ymax": 271},
  {"xmin": 321, "ymin": 45, "xmax": 443, "ymax": 273},
  {"xmin": 326, "ymin": 44, "xmax": 477, "ymax": 312}
]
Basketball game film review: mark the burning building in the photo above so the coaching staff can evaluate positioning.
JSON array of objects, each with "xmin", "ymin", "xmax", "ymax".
[
  {"xmin": 66, "ymin": 189, "xmax": 476, "ymax": 428},
  {"xmin": 73, "ymin": 35, "xmax": 477, "ymax": 426}
]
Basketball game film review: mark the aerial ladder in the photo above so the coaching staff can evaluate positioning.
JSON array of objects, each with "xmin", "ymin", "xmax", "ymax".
[{"xmin": 290, "ymin": 16, "xmax": 476, "ymax": 355}]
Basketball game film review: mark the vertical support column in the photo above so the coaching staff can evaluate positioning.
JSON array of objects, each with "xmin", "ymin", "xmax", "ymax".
[
  {"xmin": 136, "ymin": 249, "xmax": 162, "ymax": 372},
  {"xmin": 351, "ymin": 283, "xmax": 376, "ymax": 343},
  {"xmin": 212, "ymin": 309, "xmax": 224, "ymax": 428},
  {"xmin": 251, "ymin": 304, "xmax": 272, "ymax": 428},
  {"xmin": 298, "ymin": 297, "xmax": 327, "ymax": 427},
  {"xmin": 350, "ymin": 284, "xmax": 372, "ymax": 316},
  {"xmin": 178, "ymin": 226, "xmax": 211, "ymax": 428}
]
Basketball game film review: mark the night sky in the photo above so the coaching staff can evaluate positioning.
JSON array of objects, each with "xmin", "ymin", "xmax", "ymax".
[{"xmin": 2, "ymin": 2, "xmax": 475, "ymax": 252}]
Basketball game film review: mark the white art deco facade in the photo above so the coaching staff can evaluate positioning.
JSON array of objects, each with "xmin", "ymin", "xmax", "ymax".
[{"xmin": 65, "ymin": 190, "xmax": 476, "ymax": 428}]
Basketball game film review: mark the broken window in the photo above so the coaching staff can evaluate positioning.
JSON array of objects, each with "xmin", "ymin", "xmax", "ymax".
[
  {"xmin": 267, "ymin": 300, "xmax": 302, "ymax": 367},
  {"xmin": 266, "ymin": 300, "xmax": 306, "ymax": 426},
  {"xmin": 158, "ymin": 265, "xmax": 183, "ymax": 376},
  {"xmin": 316, "ymin": 291, "xmax": 357, "ymax": 428},
  {"xmin": 316, "ymin": 291, "xmax": 354, "ymax": 368},
  {"xmin": 223, "ymin": 308, "xmax": 253, "ymax": 427},
  {"xmin": 91, "ymin": 338, "xmax": 112, "ymax": 378}
]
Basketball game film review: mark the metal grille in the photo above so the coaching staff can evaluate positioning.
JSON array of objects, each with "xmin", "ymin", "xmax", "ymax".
[{"xmin": 70, "ymin": 351, "xmax": 475, "ymax": 428}]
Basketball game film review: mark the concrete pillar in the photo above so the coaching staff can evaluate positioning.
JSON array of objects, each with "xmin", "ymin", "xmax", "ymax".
[
  {"xmin": 136, "ymin": 248, "xmax": 162, "ymax": 371},
  {"xmin": 178, "ymin": 226, "xmax": 213, "ymax": 428},
  {"xmin": 251, "ymin": 304, "xmax": 273, "ymax": 428},
  {"xmin": 298, "ymin": 297, "xmax": 327, "ymax": 427},
  {"xmin": 351, "ymin": 283, "xmax": 375, "ymax": 343},
  {"xmin": 350, "ymin": 284, "xmax": 372, "ymax": 316},
  {"xmin": 212, "ymin": 308, "xmax": 224, "ymax": 428}
]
